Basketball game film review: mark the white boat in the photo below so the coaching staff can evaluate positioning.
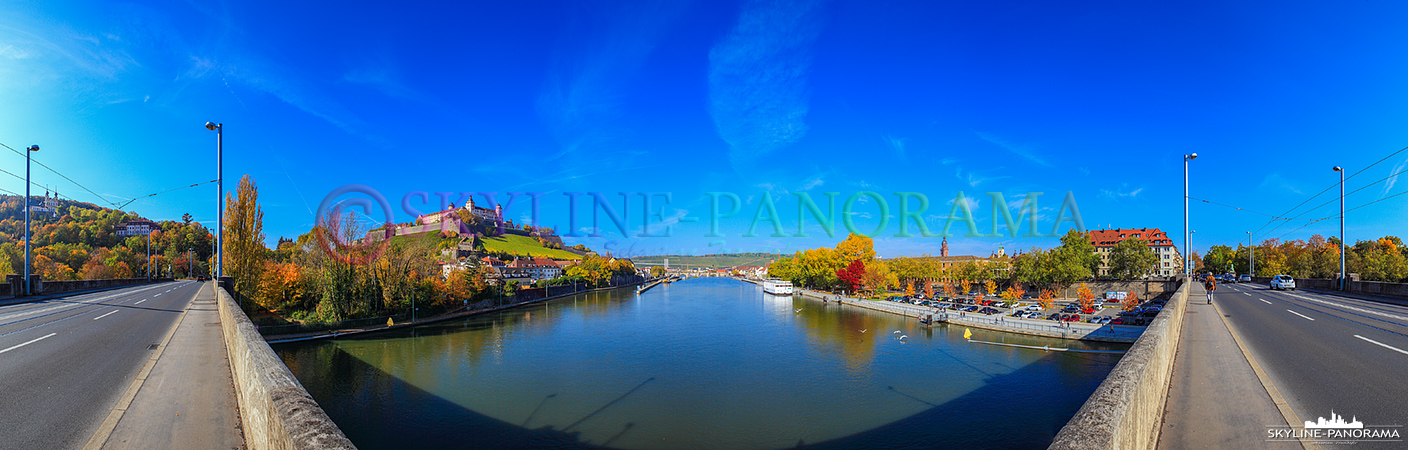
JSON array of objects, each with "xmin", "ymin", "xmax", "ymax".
[{"xmin": 762, "ymin": 279, "xmax": 793, "ymax": 295}]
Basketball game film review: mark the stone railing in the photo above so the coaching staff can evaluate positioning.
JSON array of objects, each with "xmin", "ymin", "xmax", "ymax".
[
  {"xmin": 1048, "ymin": 278, "xmax": 1189, "ymax": 450},
  {"xmin": 216, "ymin": 284, "xmax": 356, "ymax": 450}
]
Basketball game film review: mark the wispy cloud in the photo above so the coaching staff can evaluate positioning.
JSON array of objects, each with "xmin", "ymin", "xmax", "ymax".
[
  {"xmin": 1100, "ymin": 184, "xmax": 1144, "ymax": 199},
  {"xmin": 1382, "ymin": 157, "xmax": 1408, "ymax": 198},
  {"xmin": 1258, "ymin": 173, "xmax": 1302, "ymax": 195},
  {"xmin": 709, "ymin": 0, "xmax": 826, "ymax": 169},
  {"xmin": 974, "ymin": 131, "xmax": 1052, "ymax": 167},
  {"xmin": 536, "ymin": 1, "xmax": 687, "ymax": 163},
  {"xmin": 882, "ymin": 135, "xmax": 907, "ymax": 158}
]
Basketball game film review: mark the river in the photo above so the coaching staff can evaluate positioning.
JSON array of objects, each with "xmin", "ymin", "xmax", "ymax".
[{"xmin": 275, "ymin": 277, "xmax": 1127, "ymax": 449}]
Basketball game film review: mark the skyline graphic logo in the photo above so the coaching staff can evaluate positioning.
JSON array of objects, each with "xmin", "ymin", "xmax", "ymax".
[{"xmin": 1267, "ymin": 409, "xmax": 1402, "ymax": 445}]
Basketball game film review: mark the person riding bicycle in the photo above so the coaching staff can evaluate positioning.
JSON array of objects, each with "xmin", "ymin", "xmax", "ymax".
[{"xmin": 1203, "ymin": 274, "xmax": 1217, "ymax": 304}]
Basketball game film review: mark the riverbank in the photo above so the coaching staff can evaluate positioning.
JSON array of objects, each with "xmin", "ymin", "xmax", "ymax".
[
  {"xmin": 790, "ymin": 286, "xmax": 1143, "ymax": 343},
  {"xmin": 263, "ymin": 278, "xmax": 657, "ymax": 344}
]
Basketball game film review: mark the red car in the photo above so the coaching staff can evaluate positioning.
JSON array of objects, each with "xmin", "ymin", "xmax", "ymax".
[
  {"xmin": 1111, "ymin": 317, "xmax": 1125, "ymax": 325},
  {"xmin": 1066, "ymin": 314, "xmax": 1081, "ymax": 322}
]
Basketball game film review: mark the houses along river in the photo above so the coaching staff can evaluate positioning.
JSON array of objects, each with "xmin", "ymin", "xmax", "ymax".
[{"xmin": 274, "ymin": 277, "xmax": 1127, "ymax": 449}]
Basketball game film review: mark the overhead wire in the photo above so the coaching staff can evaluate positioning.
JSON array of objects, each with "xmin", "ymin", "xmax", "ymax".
[
  {"xmin": 1251, "ymin": 144, "xmax": 1408, "ymax": 239},
  {"xmin": 0, "ymin": 141, "xmax": 119, "ymax": 207}
]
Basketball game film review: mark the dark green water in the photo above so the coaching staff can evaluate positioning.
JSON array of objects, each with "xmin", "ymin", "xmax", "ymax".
[{"xmin": 275, "ymin": 277, "xmax": 1127, "ymax": 450}]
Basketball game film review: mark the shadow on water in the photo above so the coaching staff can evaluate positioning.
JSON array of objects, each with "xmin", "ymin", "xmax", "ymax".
[
  {"xmin": 797, "ymin": 350, "xmax": 1109, "ymax": 450},
  {"xmin": 283, "ymin": 340, "xmax": 1111, "ymax": 450},
  {"xmin": 282, "ymin": 344, "xmax": 607, "ymax": 450}
]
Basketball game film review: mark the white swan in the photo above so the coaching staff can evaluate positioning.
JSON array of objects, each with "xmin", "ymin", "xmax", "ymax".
[
  {"xmin": 898, "ymin": 335, "xmax": 908, "ymax": 340},
  {"xmin": 893, "ymin": 330, "xmax": 901, "ymax": 334}
]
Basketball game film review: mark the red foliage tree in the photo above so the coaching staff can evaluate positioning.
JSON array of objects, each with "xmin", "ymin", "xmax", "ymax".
[{"xmin": 836, "ymin": 259, "xmax": 865, "ymax": 293}]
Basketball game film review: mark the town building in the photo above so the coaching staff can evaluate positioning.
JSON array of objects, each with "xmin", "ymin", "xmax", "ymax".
[
  {"xmin": 505, "ymin": 256, "xmax": 563, "ymax": 281},
  {"xmin": 1086, "ymin": 228, "xmax": 1183, "ymax": 277},
  {"xmin": 116, "ymin": 219, "xmax": 162, "ymax": 237}
]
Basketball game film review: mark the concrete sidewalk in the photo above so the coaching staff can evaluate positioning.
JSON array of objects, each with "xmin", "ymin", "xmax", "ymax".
[
  {"xmin": 1156, "ymin": 283, "xmax": 1307, "ymax": 450},
  {"xmin": 94, "ymin": 283, "xmax": 245, "ymax": 450}
]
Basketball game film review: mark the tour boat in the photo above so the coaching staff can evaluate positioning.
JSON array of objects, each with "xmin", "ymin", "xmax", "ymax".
[{"xmin": 762, "ymin": 279, "xmax": 794, "ymax": 295}]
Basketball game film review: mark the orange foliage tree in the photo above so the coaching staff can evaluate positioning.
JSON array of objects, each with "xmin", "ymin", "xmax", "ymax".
[
  {"xmin": 1001, "ymin": 283, "xmax": 1027, "ymax": 301},
  {"xmin": 1038, "ymin": 289, "xmax": 1056, "ymax": 309},
  {"xmin": 1122, "ymin": 292, "xmax": 1141, "ymax": 312},
  {"xmin": 1077, "ymin": 283, "xmax": 1096, "ymax": 312}
]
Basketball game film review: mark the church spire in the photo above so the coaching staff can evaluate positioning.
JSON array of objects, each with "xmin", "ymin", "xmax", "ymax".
[{"xmin": 941, "ymin": 237, "xmax": 949, "ymax": 257}]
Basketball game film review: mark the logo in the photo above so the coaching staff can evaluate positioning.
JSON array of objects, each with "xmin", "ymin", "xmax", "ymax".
[
  {"xmin": 1267, "ymin": 410, "xmax": 1402, "ymax": 445},
  {"xmin": 315, "ymin": 184, "xmax": 395, "ymax": 266}
]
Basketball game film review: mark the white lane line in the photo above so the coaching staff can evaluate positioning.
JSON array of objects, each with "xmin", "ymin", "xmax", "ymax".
[
  {"xmin": 1243, "ymin": 293, "xmax": 1251, "ymax": 296},
  {"xmin": 134, "ymin": 299, "xmax": 146, "ymax": 305},
  {"xmin": 1260, "ymin": 299, "xmax": 1273, "ymax": 305},
  {"xmin": 154, "ymin": 293, "xmax": 161, "ymax": 297},
  {"xmin": 0, "ymin": 332, "xmax": 57, "ymax": 354},
  {"xmin": 1286, "ymin": 310, "xmax": 1315, "ymax": 321},
  {"xmin": 1354, "ymin": 335, "xmax": 1408, "ymax": 356},
  {"xmin": 93, "ymin": 310, "xmax": 119, "ymax": 321},
  {"xmin": 1288, "ymin": 293, "xmax": 1408, "ymax": 322}
]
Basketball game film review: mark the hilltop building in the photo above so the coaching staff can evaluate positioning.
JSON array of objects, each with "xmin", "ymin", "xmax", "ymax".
[{"xmin": 1086, "ymin": 228, "xmax": 1183, "ymax": 277}]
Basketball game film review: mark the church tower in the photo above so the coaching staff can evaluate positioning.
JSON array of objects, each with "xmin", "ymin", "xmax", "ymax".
[{"xmin": 941, "ymin": 237, "xmax": 949, "ymax": 257}]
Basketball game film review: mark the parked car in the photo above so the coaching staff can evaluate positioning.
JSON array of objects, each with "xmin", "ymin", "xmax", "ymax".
[
  {"xmin": 1271, "ymin": 275, "xmax": 1296, "ymax": 291},
  {"xmin": 1025, "ymin": 305, "xmax": 1042, "ymax": 311},
  {"xmin": 1239, "ymin": 274, "xmax": 1252, "ymax": 282},
  {"xmin": 1111, "ymin": 317, "xmax": 1124, "ymax": 325},
  {"xmin": 978, "ymin": 307, "xmax": 1001, "ymax": 315},
  {"xmin": 1047, "ymin": 313, "xmax": 1062, "ymax": 321}
]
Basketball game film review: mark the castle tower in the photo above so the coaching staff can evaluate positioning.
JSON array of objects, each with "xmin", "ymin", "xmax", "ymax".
[{"xmin": 941, "ymin": 237, "xmax": 949, "ymax": 257}]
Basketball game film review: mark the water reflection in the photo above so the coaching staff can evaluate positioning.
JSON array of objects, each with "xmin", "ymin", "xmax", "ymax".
[{"xmin": 277, "ymin": 278, "xmax": 1127, "ymax": 450}]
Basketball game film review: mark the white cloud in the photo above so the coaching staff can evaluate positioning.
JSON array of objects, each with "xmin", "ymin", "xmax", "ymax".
[
  {"xmin": 1258, "ymin": 173, "xmax": 1303, "ymax": 195},
  {"xmin": 1382, "ymin": 157, "xmax": 1408, "ymax": 198},
  {"xmin": 1099, "ymin": 184, "xmax": 1144, "ymax": 199}
]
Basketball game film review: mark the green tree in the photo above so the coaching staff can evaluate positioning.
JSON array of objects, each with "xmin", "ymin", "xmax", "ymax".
[
  {"xmin": 1060, "ymin": 230, "xmax": 1100, "ymax": 275},
  {"xmin": 1110, "ymin": 238, "xmax": 1159, "ymax": 279},
  {"xmin": 1204, "ymin": 245, "xmax": 1236, "ymax": 274}
]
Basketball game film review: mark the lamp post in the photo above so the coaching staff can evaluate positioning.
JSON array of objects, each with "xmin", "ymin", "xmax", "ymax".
[
  {"xmin": 205, "ymin": 122, "xmax": 223, "ymax": 279},
  {"xmin": 1183, "ymin": 153, "xmax": 1198, "ymax": 276},
  {"xmin": 24, "ymin": 145, "xmax": 38, "ymax": 295},
  {"xmin": 1333, "ymin": 166, "xmax": 1345, "ymax": 291},
  {"xmin": 1246, "ymin": 231, "xmax": 1255, "ymax": 278}
]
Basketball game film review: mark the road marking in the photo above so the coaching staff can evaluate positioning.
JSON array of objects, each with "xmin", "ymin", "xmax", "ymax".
[
  {"xmin": 0, "ymin": 332, "xmax": 57, "ymax": 354},
  {"xmin": 1288, "ymin": 293, "xmax": 1408, "ymax": 322},
  {"xmin": 1286, "ymin": 310, "xmax": 1315, "ymax": 321},
  {"xmin": 93, "ymin": 310, "xmax": 119, "ymax": 321},
  {"xmin": 1354, "ymin": 335, "xmax": 1408, "ymax": 356},
  {"xmin": 134, "ymin": 299, "xmax": 146, "ymax": 305},
  {"xmin": 1243, "ymin": 293, "xmax": 1251, "ymax": 296},
  {"xmin": 1260, "ymin": 299, "xmax": 1272, "ymax": 305},
  {"xmin": 154, "ymin": 293, "xmax": 161, "ymax": 297}
]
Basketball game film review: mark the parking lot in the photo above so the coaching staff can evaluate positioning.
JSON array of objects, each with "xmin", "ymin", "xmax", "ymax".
[{"xmin": 878, "ymin": 290, "xmax": 1170, "ymax": 327}]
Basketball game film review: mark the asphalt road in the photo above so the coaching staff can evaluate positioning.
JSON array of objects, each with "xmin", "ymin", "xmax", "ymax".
[
  {"xmin": 0, "ymin": 281, "xmax": 201, "ymax": 450},
  {"xmin": 1215, "ymin": 282, "xmax": 1408, "ymax": 442}
]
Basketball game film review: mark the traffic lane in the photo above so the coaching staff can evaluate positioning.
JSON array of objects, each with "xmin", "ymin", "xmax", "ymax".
[
  {"xmin": 1229, "ymin": 282, "xmax": 1408, "ymax": 322},
  {"xmin": 0, "ymin": 282, "xmax": 200, "ymax": 450},
  {"xmin": 0, "ymin": 283, "xmax": 176, "ymax": 339},
  {"xmin": 1236, "ymin": 284, "xmax": 1408, "ymax": 346},
  {"xmin": 1217, "ymin": 289, "xmax": 1408, "ymax": 440}
]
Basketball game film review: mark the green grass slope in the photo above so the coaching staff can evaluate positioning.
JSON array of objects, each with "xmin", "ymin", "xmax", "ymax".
[{"xmin": 480, "ymin": 233, "xmax": 582, "ymax": 260}]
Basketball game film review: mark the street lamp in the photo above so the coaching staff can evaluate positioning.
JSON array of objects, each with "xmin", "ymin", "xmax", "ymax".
[
  {"xmin": 24, "ymin": 145, "xmax": 37, "ymax": 295},
  {"xmin": 1333, "ymin": 166, "xmax": 1345, "ymax": 290},
  {"xmin": 1246, "ymin": 231, "xmax": 1255, "ymax": 278},
  {"xmin": 206, "ymin": 122, "xmax": 223, "ymax": 279},
  {"xmin": 1184, "ymin": 153, "xmax": 1198, "ymax": 276},
  {"xmin": 1190, "ymin": 230, "xmax": 1196, "ymax": 274}
]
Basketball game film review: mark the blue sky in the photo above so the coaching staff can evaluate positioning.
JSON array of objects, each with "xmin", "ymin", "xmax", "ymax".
[{"xmin": 2, "ymin": 0, "xmax": 1407, "ymax": 259}]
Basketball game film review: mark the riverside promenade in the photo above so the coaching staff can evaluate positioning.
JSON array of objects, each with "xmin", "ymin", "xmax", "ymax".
[{"xmin": 791, "ymin": 287, "xmax": 1143, "ymax": 343}]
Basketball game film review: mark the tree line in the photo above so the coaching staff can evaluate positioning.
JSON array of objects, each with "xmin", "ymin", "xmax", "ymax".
[{"xmin": 1198, "ymin": 234, "xmax": 1407, "ymax": 282}]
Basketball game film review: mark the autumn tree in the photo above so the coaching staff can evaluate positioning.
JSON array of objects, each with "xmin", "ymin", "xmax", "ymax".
[
  {"xmin": 923, "ymin": 280, "xmax": 934, "ymax": 298},
  {"xmin": 1076, "ymin": 283, "xmax": 1096, "ymax": 312},
  {"xmin": 1001, "ymin": 283, "xmax": 1026, "ymax": 301},
  {"xmin": 984, "ymin": 279, "xmax": 998, "ymax": 297},
  {"xmin": 1037, "ymin": 288, "xmax": 1055, "ymax": 309},
  {"xmin": 959, "ymin": 279, "xmax": 973, "ymax": 296},
  {"xmin": 836, "ymin": 259, "xmax": 865, "ymax": 294},
  {"xmin": 1121, "ymin": 292, "xmax": 1141, "ymax": 312},
  {"xmin": 905, "ymin": 280, "xmax": 915, "ymax": 297},
  {"xmin": 223, "ymin": 175, "xmax": 266, "ymax": 309}
]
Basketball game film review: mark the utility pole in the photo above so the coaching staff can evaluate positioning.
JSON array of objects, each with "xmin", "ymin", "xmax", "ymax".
[
  {"xmin": 1246, "ymin": 231, "xmax": 1255, "ymax": 277},
  {"xmin": 1333, "ymin": 166, "xmax": 1346, "ymax": 290},
  {"xmin": 206, "ymin": 122, "xmax": 224, "ymax": 278},
  {"xmin": 24, "ymin": 145, "xmax": 38, "ymax": 295},
  {"xmin": 1183, "ymin": 153, "xmax": 1198, "ymax": 277}
]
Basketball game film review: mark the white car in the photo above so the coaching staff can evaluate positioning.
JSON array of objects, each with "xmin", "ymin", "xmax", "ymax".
[{"xmin": 1270, "ymin": 275, "xmax": 1296, "ymax": 291}]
